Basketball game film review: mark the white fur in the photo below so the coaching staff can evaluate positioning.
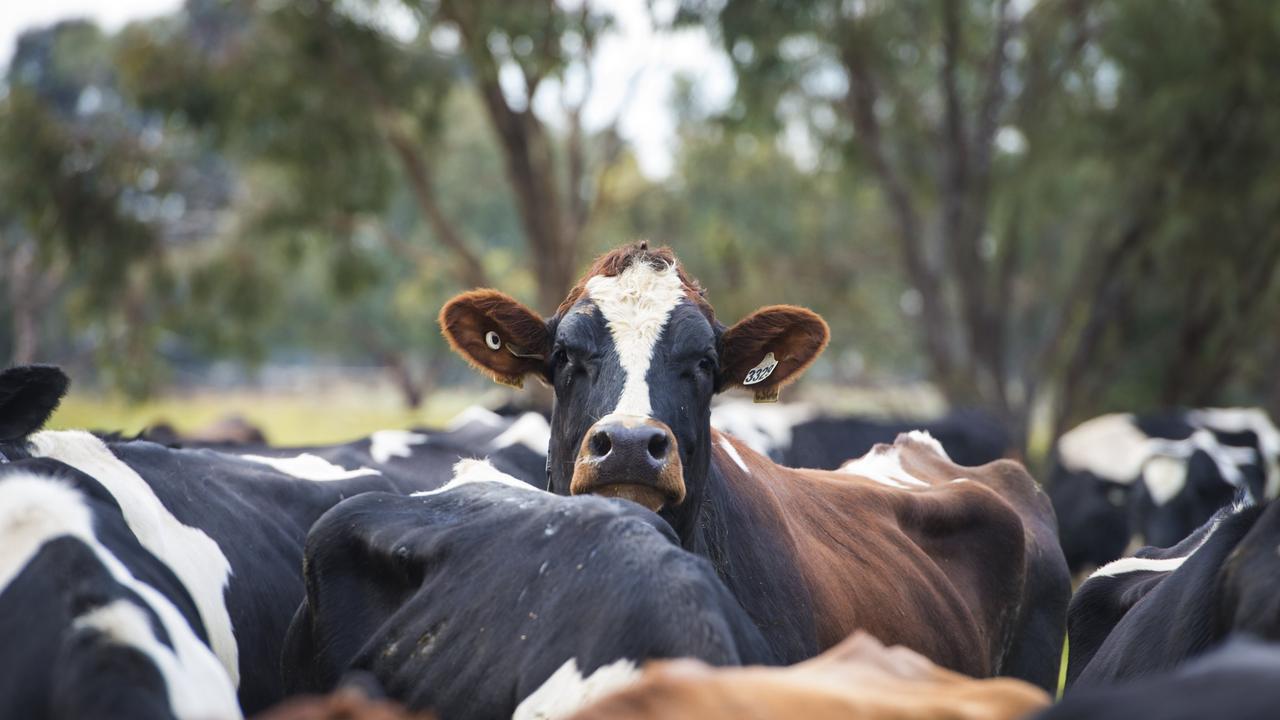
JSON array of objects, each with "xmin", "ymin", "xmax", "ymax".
[
  {"xmin": 28, "ymin": 431, "xmax": 240, "ymax": 686},
  {"xmin": 513, "ymin": 657, "xmax": 641, "ymax": 720},
  {"xmin": 412, "ymin": 458, "xmax": 541, "ymax": 497},
  {"xmin": 1057, "ymin": 413, "xmax": 1151, "ymax": 482},
  {"xmin": 1188, "ymin": 407, "xmax": 1280, "ymax": 499},
  {"xmin": 838, "ymin": 444, "xmax": 929, "ymax": 489},
  {"xmin": 240, "ymin": 452, "xmax": 381, "ymax": 481},
  {"xmin": 0, "ymin": 474, "xmax": 241, "ymax": 718},
  {"xmin": 446, "ymin": 405, "xmax": 507, "ymax": 431},
  {"xmin": 710, "ymin": 400, "xmax": 816, "ymax": 457},
  {"xmin": 1089, "ymin": 510, "xmax": 1225, "ymax": 579},
  {"xmin": 368, "ymin": 430, "xmax": 429, "ymax": 464},
  {"xmin": 491, "ymin": 412, "xmax": 552, "ymax": 455},
  {"xmin": 904, "ymin": 429, "xmax": 952, "ymax": 462},
  {"xmin": 1142, "ymin": 456, "xmax": 1188, "ymax": 506},
  {"xmin": 585, "ymin": 260, "xmax": 688, "ymax": 418},
  {"xmin": 719, "ymin": 436, "xmax": 750, "ymax": 474}
]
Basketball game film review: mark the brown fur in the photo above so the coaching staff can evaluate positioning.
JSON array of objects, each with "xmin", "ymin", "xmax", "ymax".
[
  {"xmin": 438, "ymin": 289, "xmax": 551, "ymax": 387},
  {"xmin": 567, "ymin": 631, "xmax": 1049, "ymax": 720},
  {"xmin": 250, "ymin": 687, "xmax": 435, "ymax": 720},
  {"xmin": 719, "ymin": 305, "xmax": 830, "ymax": 401},
  {"xmin": 711, "ymin": 431, "xmax": 1032, "ymax": 678}
]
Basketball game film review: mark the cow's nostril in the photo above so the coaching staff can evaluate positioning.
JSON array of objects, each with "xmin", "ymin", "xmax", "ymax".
[
  {"xmin": 589, "ymin": 430, "xmax": 613, "ymax": 458},
  {"xmin": 648, "ymin": 432, "xmax": 669, "ymax": 461}
]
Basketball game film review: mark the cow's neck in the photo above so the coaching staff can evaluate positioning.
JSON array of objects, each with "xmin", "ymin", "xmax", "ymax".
[{"xmin": 684, "ymin": 436, "xmax": 820, "ymax": 664}]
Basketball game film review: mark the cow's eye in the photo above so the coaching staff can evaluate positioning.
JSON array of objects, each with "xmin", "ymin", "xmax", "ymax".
[{"xmin": 697, "ymin": 355, "xmax": 717, "ymax": 375}]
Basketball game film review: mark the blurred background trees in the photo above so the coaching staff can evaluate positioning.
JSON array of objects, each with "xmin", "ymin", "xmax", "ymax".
[{"xmin": 2, "ymin": 0, "xmax": 1278, "ymax": 458}]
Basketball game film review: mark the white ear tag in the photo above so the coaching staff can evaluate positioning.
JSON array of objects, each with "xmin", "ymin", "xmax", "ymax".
[
  {"xmin": 485, "ymin": 331, "xmax": 502, "ymax": 350},
  {"xmin": 743, "ymin": 352, "xmax": 778, "ymax": 386}
]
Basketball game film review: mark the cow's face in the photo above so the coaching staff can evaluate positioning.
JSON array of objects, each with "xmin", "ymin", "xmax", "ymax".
[{"xmin": 440, "ymin": 244, "xmax": 828, "ymax": 540}]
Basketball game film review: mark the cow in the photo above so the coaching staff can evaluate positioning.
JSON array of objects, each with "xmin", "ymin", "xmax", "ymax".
[
  {"xmin": 281, "ymin": 458, "xmax": 774, "ymax": 719},
  {"xmin": 0, "ymin": 455, "xmax": 241, "ymax": 720},
  {"xmin": 0, "ymin": 364, "xmax": 464, "ymax": 714},
  {"xmin": 1041, "ymin": 637, "xmax": 1280, "ymax": 720},
  {"xmin": 1050, "ymin": 410, "xmax": 1272, "ymax": 574},
  {"xmin": 710, "ymin": 402, "xmax": 1010, "ymax": 469},
  {"xmin": 1062, "ymin": 495, "xmax": 1280, "ymax": 690},
  {"xmin": 438, "ymin": 241, "xmax": 1070, "ymax": 690},
  {"xmin": 566, "ymin": 631, "xmax": 1050, "ymax": 720},
  {"xmin": 251, "ymin": 676, "xmax": 433, "ymax": 720}
]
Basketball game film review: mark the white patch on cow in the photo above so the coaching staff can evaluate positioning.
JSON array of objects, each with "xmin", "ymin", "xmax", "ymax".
[
  {"xmin": 27, "ymin": 431, "xmax": 240, "ymax": 686},
  {"xmin": 74, "ymin": 601, "xmax": 243, "ymax": 720},
  {"xmin": 585, "ymin": 260, "xmax": 688, "ymax": 418},
  {"xmin": 491, "ymin": 412, "xmax": 551, "ymax": 455},
  {"xmin": 1089, "ymin": 510, "xmax": 1226, "ymax": 579},
  {"xmin": 719, "ymin": 436, "xmax": 750, "ymax": 474},
  {"xmin": 1147, "ymin": 429, "xmax": 1250, "ymax": 492},
  {"xmin": 412, "ymin": 458, "xmax": 541, "ymax": 497},
  {"xmin": 513, "ymin": 657, "xmax": 640, "ymax": 720},
  {"xmin": 240, "ymin": 452, "xmax": 381, "ymax": 481},
  {"xmin": 369, "ymin": 430, "xmax": 429, "ymax": 464},
  {"xmin": 1057, "ymin": 413, "xmax": 1152, "ymax": 482},
  {"xmin": 1188, "ymin": 407, "xmax": 1280, "ymax": 499},
  {"xmin": 0, "ymin": 474, "xmax": 241, "ymax": 719},
  {"xmin": 837, "ymin": 444, "xmax": 930, "ymax": 489},
  {"xmin": 710, "ymin": 400, "xmax": 815, "ymax": 457},
  {"xmin": 904, "ymin": 429, "xmax": 952, "ymax": 462},
  {"xmin": 446, "ymin": 405, "xmax": 507, "ymax": 431},
  {"xmin": 1142, "ymin": 456, "xmax": 1188, "ymax": 506}
]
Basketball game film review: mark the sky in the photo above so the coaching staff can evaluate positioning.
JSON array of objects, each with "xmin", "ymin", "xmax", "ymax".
[{"xmin": 0, "ymin": 0, "xmax": 734, "ymax": 179}]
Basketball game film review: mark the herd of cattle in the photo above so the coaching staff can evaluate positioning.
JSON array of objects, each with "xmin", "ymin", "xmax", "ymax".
[{"xmin": 4, "ymin": 243, "xmax": 1280, "ymax": 719}]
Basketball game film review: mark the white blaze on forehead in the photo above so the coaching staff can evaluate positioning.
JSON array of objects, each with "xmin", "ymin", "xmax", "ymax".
[
  {"xmin": 369, "ymin": 430, "xmax": 429, "ymax": 464},
  {"xmin": 27, "ymin": 431, "xmax": 240, "ymax": 687},
  {"xmin": 412, "ymin": 458, "xmax": 542, "ymax": 497},
  {"xmin": 514, "ymin": 657, "xmax": 641, "ymax": 720},
  {"xmin": 1057, "ymin": 413, "xmax": 1152, "ymax": 483},
  {"xmin": 585, "ymin": 261, "xmax": 689, "ymax": 417},
  {"xmin": 240, "ymin": 452, "xmax": 381, "ymax": 481},
  {"xmin": 491, "ymin": 412, "xmax": 552, "ymax": 455},
  {"xmin": 838, "ymin": 443, "xmax": 930, "ymax": 490},
  {"xmin": 0, "ymin": 474, "xmax": 241, "ymax": 718}
]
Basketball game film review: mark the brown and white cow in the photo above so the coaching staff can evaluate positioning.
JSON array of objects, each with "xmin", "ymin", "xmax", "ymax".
[
  {"xmin": 563, "ymin": 631, "xmax": 1050, "ymax": 720},
  {"xmin": 439, "ymin": 242, "xmax": 1069, "ymax": 689}
]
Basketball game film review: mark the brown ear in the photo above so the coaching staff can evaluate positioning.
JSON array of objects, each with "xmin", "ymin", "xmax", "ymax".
[
  {"xmin": 439, "ymin": 290, "xmax": 550, "ymax": 388},
  {"xmin": 719, "ymin": 305, "xmax": 829, "ymax": 402}
]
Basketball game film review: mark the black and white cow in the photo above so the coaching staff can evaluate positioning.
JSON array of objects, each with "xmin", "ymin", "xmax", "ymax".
[
  {"xmin": 0, "ymin": 364, "xmax": 467, "ymax": 714},
  {"xmin": 0, "ymin": 456, "xmax": 241, "ymax": 720},
  {"xmin": 1050, "ymin": 410, "xmax": 1272, "ymax": 574},
  {"xmin": 438, "ymin": 243, "xmax": 1069, "ymax": 690},
  {"xmin": 1063, "ymin": 496, "xmax": 1280, "ymax": 690},
  {"xmin": 1041, "ymin": 637, "xmax": 1280, "ymax": 720},
  {"xmin": 281, "ymin": 459, "xmax": 775, "ymax": 719},
  {"xmin": 710, "ymin": 401, "xmax": 1010, "ymax": 469}
]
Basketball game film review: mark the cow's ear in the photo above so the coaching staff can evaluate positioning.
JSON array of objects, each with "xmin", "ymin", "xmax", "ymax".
[
  {"xmin": 718, "ymin": 305, "xmax": 828, "ymax": 403},
  {"xmin": 0, "ymin": 365, "xmax": 70, "ymax": 442},
  {"xmin": 439, "ymin": 290, "xmax": 551, "ymax": 388}
]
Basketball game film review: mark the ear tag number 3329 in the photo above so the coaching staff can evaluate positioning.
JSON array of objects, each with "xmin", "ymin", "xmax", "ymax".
[{"xmin": 743, "ymin": 352, "xmax": 778, "ymax": 386}]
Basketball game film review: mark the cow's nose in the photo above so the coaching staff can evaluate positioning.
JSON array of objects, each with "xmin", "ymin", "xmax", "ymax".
[
  {"xmin": 572, "ymin": 416, "xmax": 685, "ymax": 511},
  {"xmin": 586, "ymin": 423, "xmax": 671, "ymax": 466}
]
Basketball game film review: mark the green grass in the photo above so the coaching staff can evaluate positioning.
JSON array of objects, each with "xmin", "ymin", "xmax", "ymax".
[{"xmin": 47, "ymin": 386, "xmax": 506, "ymax": 445}]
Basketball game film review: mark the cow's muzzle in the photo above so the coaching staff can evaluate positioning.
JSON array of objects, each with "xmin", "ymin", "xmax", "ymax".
[{"xmin": 571, "ymin": 414, "xmax": 685, "ymax": 512}]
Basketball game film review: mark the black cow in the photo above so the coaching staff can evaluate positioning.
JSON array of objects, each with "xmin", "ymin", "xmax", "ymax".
[
  {"xmin": 0, "ymin": 364, "xmax": 463, "ymax": 714},
  {"xmin": 281, "ymin": 459, "xmax": 774, "ymax": 719},
  {"xmin": 1050, "ymin": 410, "xmax": 1271, "ymax": 574},
  {"xmin": 711, "ymin": 401, "xmax": 1010, "ymax": 468},
  {"xmin": 1063, "ymin": 496, "xmax": 1280, "ymax": 690},
  {"xmin": 1042, "ymin": 637, "xmax": 1280, "ymax": 720},
  {"xmin": 0, "ymin": 456, "xmax": 241, "ymax": 719}
]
